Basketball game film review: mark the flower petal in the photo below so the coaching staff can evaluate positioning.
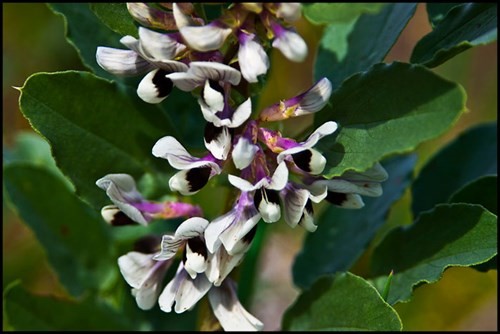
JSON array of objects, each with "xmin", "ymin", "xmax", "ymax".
[
  {"xmin": 268, "ymin": 161, "xmax": 289, "ymax": 190},
  {"xmin": 208, "ymin": 279, "xmax": 264, "ymax": 331},
  {"xmin": 325, "ymin": 192, "xmax": 365, "ymax": 209},
  {"xmin": 238, "ymin": 35, "xmax": 269, "ymax": 83},
  {"xmin": 169, "ymin": 168, "xmax": 213, "ymax": 195},
  {"xmin": 165, "ymin": 71, "xmax": 202, "ymax": 91},
  {"xmin": 100, "ymin": 205, "xmax": 136, "ymax": 226},
  {"xmin": 174, "ymin": 271, "xmax": 212, "ymax": 313},
  {"xmin": 272, "ymin": 29, "xmax": 308, "ymax": 62},
  {"xmin": 280, "ymin": 187, "xmax": 309, "ymax": 228},
  {"xmin": 180, "ymin": 24, "xmax": 232, "ymax": 52},
  {"xmin": 219, "ymin": 217, "xmax": 259, "ymax": 255},
  {"xmin": 202, "ymin": 79, "xmax": 225, "ymax": 113},
  {"xmin": 138, "ymin": 26, "xmax": 185, "ymax": 61},
  {"xmin": 204, "ymin": 209, "xmax": 237, "ymax": 253},
  {"xmin": 204, "ymin": 123, "xmax": 232, "ymax": 160},
  {"xmin": 276, "ymin": 3, "xmax": 302, "ymax": 22},
  {"xmin": 227, "ymin": 98, "xmax": 252, "ymax": 128},
  {"xmin": 96, "ymin": 47, "xmax": 152, "ymax": 76},
  {"xmin": 184, "ymin": 237, "xmax": 208, "ymax": 279},
  {"xmin": 254, "ymin": 188, "xmax": 281, "ymax": 223},
  {"xmin": 118, "ymin": 251, "xmax": 155, "ymax": 289},
  {"xmin": 188, "ymin": 61, "xmax": 241, "ymax": 86},
  {"xmin": 294, "ymin": 78, "xmax": 333, "ymax": 116},
  {"xmin": 137, "ymin": 69, "xmax": 173, "ymax": 104},
  {"xmin": 232, "ymin": 136, "xmax": 259, "ymax": 170},
  {"xmin": 228, "ymin": 174, "xmax": 259, "ymax": 192}
]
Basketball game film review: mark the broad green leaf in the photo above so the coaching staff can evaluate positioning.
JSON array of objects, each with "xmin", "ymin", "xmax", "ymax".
[
  {"xmin": 292, "ymin": 154, "xmax": 416, "ymax": 289},
  {"xmin": 315, "ymin": 62, "xmax": 467, "ymax": 178},
  {"xmin": 4, "ymin": 282, "xmax": 131, "ymax": 330},
  {"xmin": 411, "ymin": 122, "xmax": 497, "ymax": 216},
  {"xmin": 2, "ymin": 132, "xmax": 73, "ymax": 190},
  {"xmin": 449, "ymin": 175, "xmax": 497, "ymax": 215},
  {"xmin": 18, "ymin": 71, "xmax": 173, "ymax": 209},
  {"xmin": 3, "ymin": 164, "xmax": 115, "ymax": 297},
  {"xmin": 370, "ymin": 203, "xmax": 497, "ymax": 305},
  {"xmin": 282, "ymin": 272, "xmax": 402, "ymax": 331},
  {"xmin": 303, "ymin": 3, "xmax": 385, "ymax": 25},
  {"xmin": 411, "ymin": 3, "xmax": 497, "ymax": 68},
  {"xmin": 90, "ymin": 3, "xmax": 138, "ymax": 38},
  {"xmin": 426, "ymin": 3, "xmax": 462, "ymax": 27},
  {"xmin": 48, "ymin": 3, "xmax": 124, "ymax": 80},
  {"xmin": 315, "ymin": 3, "xmax": 417, "ymax": 89}
]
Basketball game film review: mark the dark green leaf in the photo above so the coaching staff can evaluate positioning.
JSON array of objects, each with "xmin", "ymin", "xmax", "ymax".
[
  {"xmin": 3, "ymin": 164, "xmax": 115, "ymax": 297},
  {"xmin": 292, "ymin": 154, "xmax": 416, "ymax": 289},
  {"xmin": 18, "ymin": 71, "xmax": 173, "ymax": 209},
  {"xmin": 48, "ymin": 3, "xmax": 124, "ymax": 79},
  {"xmin": 282, "ymin": 272, "xmax": 402, "ymax": 331},
  {"xmin": 411, "ymin": 3, "xmax": 497, "ymax": 67},
  {"xmin": 370, "ymin": 203, "xmax": 497, "ymax": 305},
  {"xmin": 4, "ymin": 282, "xmax": 132, "ymax": 330},
  {"xmin": 315, "ymin": 62, "xmax": 467, "ymax": 178},
  {"xmin": 90, "ymin": 3, "xmax": 138, "ymax": 38},
  {"xmin": 315, "ymin": 3, "xmax": 417, "ymax": 90},
  {"xmin": 449, "ymin": 175, "xmax": 497, "ymax": 215},
  {"xmin": 303, "ymin": 3, "xmax": 385, "ymax": 24},
  {"xmin": 426, "ymin": 3, "xmax": 462, "ymax": 27},
  {"xmin": 411, "ymin": 122, "xmax": 497, "ymax": 216}
]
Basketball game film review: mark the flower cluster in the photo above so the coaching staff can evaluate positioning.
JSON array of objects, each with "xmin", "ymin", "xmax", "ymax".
[{"xmin": 95, "ymin": 3, "xmax": 388, "ymax": 331}]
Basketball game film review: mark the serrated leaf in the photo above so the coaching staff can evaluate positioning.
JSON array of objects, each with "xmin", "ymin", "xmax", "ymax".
[
  {"xmin": 18, "ymin": 71, "xmax": 172, "ymax": 209},
  {"xmin": 412, "ymin": 122, "xmax": 497, "ymax": 216},
  {"xmin": 426, "ymin": 3, "xmax": 462, "ymax": 27},
  {"xmin": 315, "ymin": 62, "xmax": 466, "ymax": 178},
  {"xmin": 292, "ymin": 154, "xmax": 416, "ymax": 289},
  {"xmin": 3, "ymin": 164, "xmax": 115, "ymax": 297},
  {"xmin": 303, "ymin": 3, "xmax": 386, "ymax": 25},
  {"xmin": 315, "ymin": 3, "xmax": 417, "ymax": 89},
  {"xmin": 282, "ymin": 272, "xmax": 402, "ymax": 331},
  {"xmin": 48, "ymin": 3, "xmax": 124, "ymax": 80},
  {"xmin": 370, "ymin": 203, "xmax": 497, "ymax": 305},
  {"xmin": 90, "ymin": 3, "xmax": 138, "ymax": 38},
  {"xmin": 411, "ymin": 3, "xmax": 497, "ymax": 67},
  {"xmin": 3, "ymin": 282, "xmax": 131, "ymax": 330}
]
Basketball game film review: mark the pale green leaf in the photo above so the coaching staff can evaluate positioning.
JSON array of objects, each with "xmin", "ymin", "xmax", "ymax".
[{"xmin": 303, "ymin": 3, "xmax": 385, "ymax": 25}]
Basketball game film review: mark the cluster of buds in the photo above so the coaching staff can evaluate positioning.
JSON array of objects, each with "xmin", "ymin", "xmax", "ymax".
[{"xmin": 95, "ymin": 3, "xmax": 388, "ymax": 331}]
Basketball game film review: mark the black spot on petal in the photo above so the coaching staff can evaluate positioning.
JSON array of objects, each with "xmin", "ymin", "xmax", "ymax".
[
  {"xmin": 325, "ymin": 191, "xmax": 348, "ymax": 206},
  {"xmin": 208, "ymin": 79, "xmax": 224, "ymax": 95},
  {"xmin": 292, "ymin": 150, "xmax": 313, "ymax": 173},
  {"xmin": 242, "ymin": 224, "xmax": 258, "ymax": 244},
  {"xmin": 152, "ymin": 69, "xmax": 173, "ymax": 98},
  {"xmin": 254, "ymin": 188, "xmax": 280, "ymax": 208},
  {"xmin": 304, "ymin": 199, "xmax": 313, "ymax": 215},
  {"xmin": 186, "ymin": 167, "xmax": 212, "ymax": 192},
  {"xmin": 111, "ymin": 211, "xmax": 137, "ymax": 226},
  {"xmin": 204, "ymin": 122, "xmax": 223, "ymax": 143},
  {"xmin": 187, "ymin": 237, "xmax": 208, "ymax": 260}
]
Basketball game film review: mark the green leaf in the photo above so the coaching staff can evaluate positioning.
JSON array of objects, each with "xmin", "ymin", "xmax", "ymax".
[
  {"xmin": 426, "ymin": 3, "xmax": 462, "ymax": 27},
  {"xmin": 292, "ymin": 154, "xmax": 416, "ymax": 289},
  {"xmin": 90, "ymin": 3, "xmax": 138, "ymax": 38},
  {"xmin": 449, "ymin": 175, "xmax": 497, "ymax": 215},
  {"xmin": 18, "ymin": 71, "xmax": 174, "ymax": 209},
  {"xmin": 48, "ymin": 3, "xmax": 124, "ymax": 80},
  {"xmin": 3, "ymin": 164, "xmax": 115, "ymax": 297},
  {"xmin": 411, "ymin": 122, "xmax": 497, "ymax": 216},
  {"xmin": 315, "ymin": 62, "xmax": 467, "ymax": 178},
  {"xmin": 303, "ymin": 3, "xmax": 386, "ymax": 25},
  {"xmin": 315, "ymin": 3, "xmax": 417, "ymax": 89},
  {"xmin": 411, "ymin": 3, "xmax": 497, "ymax": 67},
  {"xmin": 4, "ymin": 282, "xmax": 132, "ymax": 330},
  {"xmin": 282, "ymin": 272, "xmax": 402, "ymax": 331},
  {"xmin": 370, "ymin": 203, "xmax": 497, "ymax": 305}
]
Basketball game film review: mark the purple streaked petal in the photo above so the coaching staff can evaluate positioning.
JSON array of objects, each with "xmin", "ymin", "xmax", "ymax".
[
  {"xmin": 188, "ymin": 61, "xmax": 241, "ymax": 86},
  {"xmin": 120, "ymin": 35, "xmax": 141, "ymax": 53},
  {"xmin": 280, "ymin": 185, "xmax": 309, "ymax": 228},
  {"xmin": 96, "ymin": 47, "xmax": 153, "ymax": 76},
  {"xmin": 138, "ymin": 27, "xmax": 186, "ymax": 61},
  {"xmin": 293, "ymin": 78, "xmax": 332, "ymax": 116},
  {"xmin": 208, "ymin": 279, "xmax": 264, "ymax": 331}
]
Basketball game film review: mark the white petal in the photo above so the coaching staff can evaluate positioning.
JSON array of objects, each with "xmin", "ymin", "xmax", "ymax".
[
  {"xmin": 165, "ymin": 71, "xmax": 202, "ymax": 91},
  {"xmin": 202, "ymin": 80, "xmax": 224, "ymax": 112},
  {"xmin": 204, "ymin": 125, "xmax": 232, "ymax": 160},
  {"xmin": 298, "ymin": 209, "xmax": 317, "ymax": 232},
  {"xmin": 339, "ymin": 193, "xmax": 365, "ymax": 209},
  {"xmin": 137, "ymin": 69, "xmax": 171, "ymax": 104},
  {"xmin": 258, "ymin": 198, "xmax": 281, "ymax": 223},
  {"xmin": 227, "ymin": 98, "xmax": 252, "ymax": 128},
  {"xmin": 295, "ymin": 78, "xmax": 333, "ymax": 116},
  {"xmin": 169, "ymin": 170, "xmax": 199, "ymax": 195},
  {"xmin": 276, "ymin": 3, "xmax": 302, "ymax": 22},
  {"xmin": 120, "ymin": 35, "xmax": 141, "ymax": 53},
  {"xmin": 208, "ymin": 279, "xmax": 264, "ymax": 331},
  {"xmin": 176, "ymin": 217, "xmax": 209, "ymax": 239},
  {"xmin": 118, "ymin": 251, "xmax": 155, "ymax": 289},
  {"xmin": 232, "ymin": 137, "xmax": 258, "ymax": 170},
  {"xmin": 180, "ymin": 24, "xmax": 232, "ymax": 52},
  {"xmin": 272, "ymin": 30, "xmax": 308, "ymax": 62},
  {"xmin": 174, "ymin": 272, "xmax": 212, "ymax": 313},
  {"xmin": 204, "ymin": 210, "xmax": 238, "ymax": 253},
  {"xmin": 133, "ymin": 261, "xmax": 170, "ymax": 310},
  {"xmin": 212, "ymin": 248, "xmax": 247, "ymax": 286},
  {"xmin": 238, "ymin": 38, "xmax": 269, "ymax": 83},
  {"xmin": 304, "ymin": 182, "xmax": 328, "ymax": 203},
  {"xmin": 219, "ymin": 214, "xmax": 260, "ymax": 254},
  {"xmin": 153, "ymin": 235, "xmax": 180, "ymax": 261},
  {"xmin": 96, "ymin": 47, "xmax": 152, "ymax": 76},
  {"xmin": 138, "ymin": 26, "xmax": 185, "ymax": 61},
  {"xmin": 228, "ymin": 174, "xmax": 259, "ymax": 192},
  {"xmin": 96, "ymin": 174, "xmax": 148, "ymax": 225},
  {"xmin": 268, "ymin": 161, "xmax": 289, "ymax": 190},
  {"xmin": 185, "ymin": 241, "xmax": 208, "ymax": 279},
  {"xmin": 158, "ymin": 263, "xmax": 185, "ymax": 313},
  {"xmin": 280, "ymin": 188, "xmax": 309, "ymax": 228},
  {"xmin": 189, "ymin": 61, "xmax": 241, "ymax": 86},
  {"xmin": 307, "ymin": 148, "xmax": 327, "ymax": 175},
  {"xmin": 172, "ymin": 2, "xmax": 194, "ymax": 29}
]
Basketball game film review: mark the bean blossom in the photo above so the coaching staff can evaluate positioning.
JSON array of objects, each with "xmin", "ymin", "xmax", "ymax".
[{"xmin": 95, "ymin": 2, "xmax": 388, "ymax": 331}]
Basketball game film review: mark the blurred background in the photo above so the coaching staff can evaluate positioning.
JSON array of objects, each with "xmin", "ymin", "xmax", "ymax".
[{"xmin": 3, "ymin": 3, "xmax": 497, "ymax": 331}]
